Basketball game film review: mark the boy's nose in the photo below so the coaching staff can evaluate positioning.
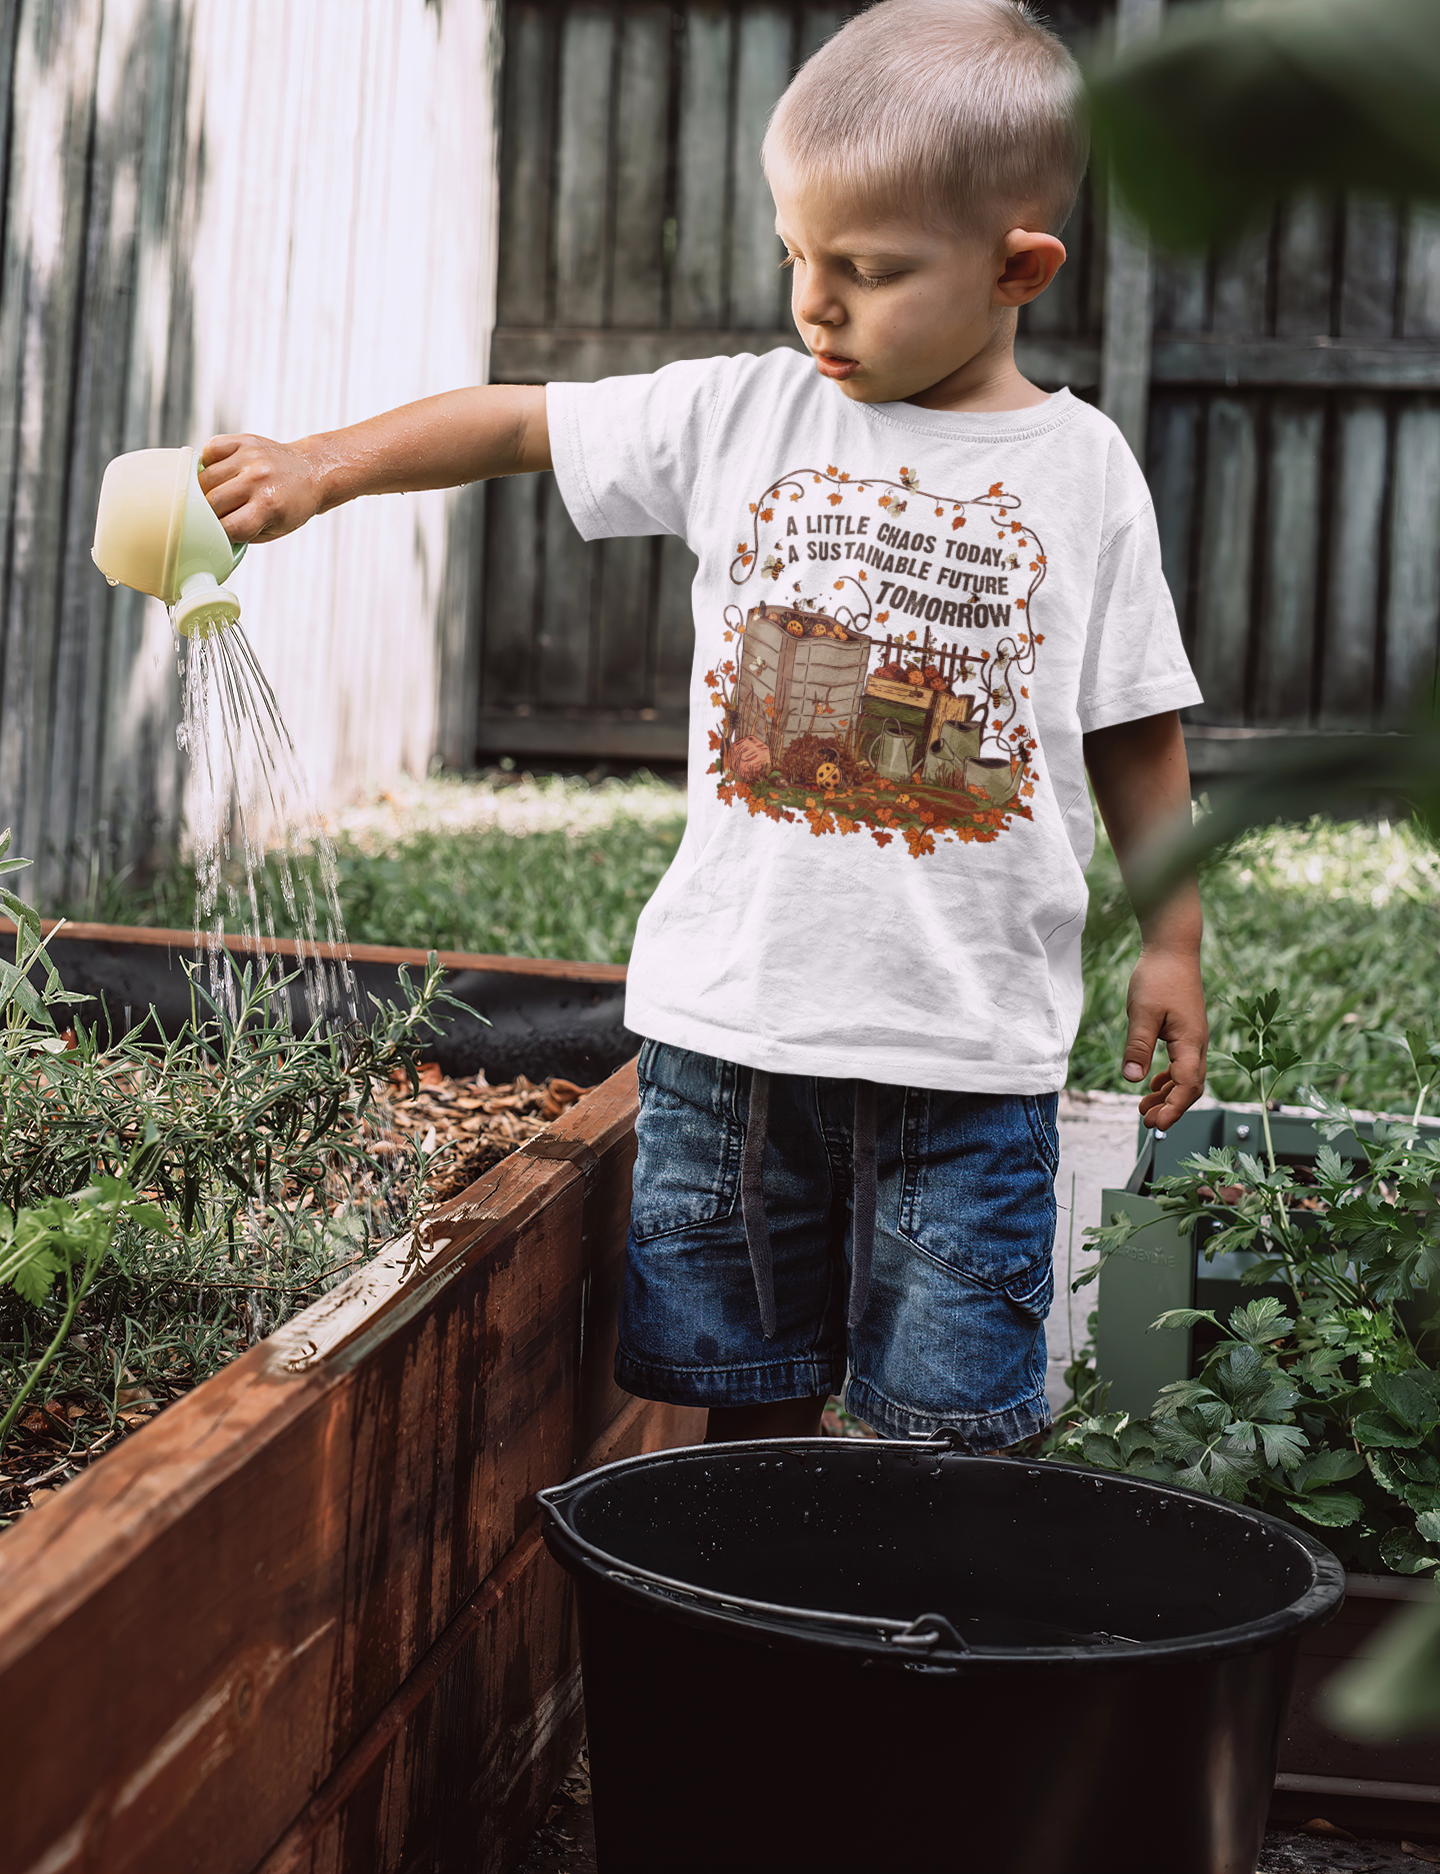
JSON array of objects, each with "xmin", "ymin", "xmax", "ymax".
[{"xmin": 795, "ymin": 280, "xmax": 844, "ymax": 331}]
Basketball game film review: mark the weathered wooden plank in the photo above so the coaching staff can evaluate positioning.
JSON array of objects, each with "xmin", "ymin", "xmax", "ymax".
[
  {"xmin": 1254, "ymin": 397, "xmax": 1325, "ymax": 723},
  {"xmin": 1382, "ymin": 401, "xmax": 1440, "ymax": 722},
  {"xmin": 481, "ymin": 471, "xmax": 544, "ymax": 708},
  {"xmin": 1192, "ymin": 397, "xmax": 1259, "ymax": 719},
  {"xmin": 1274, "ymin": 195, "xmax": 1335, "ymax": 341},
  {"xmin": 1340, "ymin": 195, "xmax": 1400, "ymax": 341},
  {"xmin": 1144, "ymin": 393, "xmax": 1202, "ymax": 657},
  {"xmin": 1210, "ymin": 220, "xmax": 1272, "ymax": 339},
  {"xmin": 553, "ymin": 5, "xmax": 616, "ymax": 330},
  {"xmin": 1401, "ymin": 203, "xmax": 1440, "ymax": 339},
  {"xmin": 596, "ymin": 533, "xmax": 655, "ymax": 709},
  {"xmin": 0, "ymin": 0, "xmax": 105, "ymax": 897},
  {"xmin": 1320, "ymin": 396, "xmax": 1389, "ymax": 724},
  {"xmin": 489, "ymin": 324, "xmax": 1100, "ymax": 386},
  {"xmin": 536, "ymin": 472, "xmax": 597, "ymax": 709},
  {"xmin": 728, "ymin": 7, "xmax": 791, "ymax": 329},
  {"xmin": 474, "ymin": 706, "xmax": 688, "ymax": 763},
  {"xmin": 1097, "ymin": 0, "xmax": 1161, "ymax": 459},
  {"xmin": 0, "ymin": 1059, "xmax": 666, "ymax": 1874},
  {"xmin": 672, "ymin": 4, "xmax": 732, "ymax": 329},
  {"xmin": 610, "ymin": 5, "xmax": 672, "ymax": 330},
  {"xmin": 1152, "ymin": 249, "xmax": 1209, "ymax": 334},
  {"xmin": 1149, "ymin": 338, "xmax": 1440, "ymax": 390},
  {"xmin": 496, "ymin": 2, "xmax": 555, "ymax": 327},
  {"xmin": 252, "ymin": 1395, "xmax": 703, "ymax": 1874},
  {"xmin": 655, "ymin": 531, "xmax": 699, "ymax": 713}
]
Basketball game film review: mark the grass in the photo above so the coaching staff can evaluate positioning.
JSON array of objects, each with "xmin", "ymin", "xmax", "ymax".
[
  {"xmin": 1075, "ymin": 811, "xmax": 1440, "ymax": 1113},
  {"xmin": 57, "ymin": 770, "xmax": 1440, "ymax": 1114}
]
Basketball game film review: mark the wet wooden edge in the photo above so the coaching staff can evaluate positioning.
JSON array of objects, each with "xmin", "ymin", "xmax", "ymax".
[
  {"xmin": 0, "ymin": 1060, "xmax": 641, "ymax": 1666},
  {"xmin": 0, "ymin": 917, "xmax": 629, "ymax": 984}
]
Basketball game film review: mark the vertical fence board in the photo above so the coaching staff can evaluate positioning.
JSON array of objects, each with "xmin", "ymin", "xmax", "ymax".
[
  {"xmin": 553, "ymin": 6, "xmax": 616, "ymax": 330},
  {"xmin": 610, "ymin": 5, "xmax": 672, "ymax": 330},
  {"xmin": 672, "ymin": 4, "xmax": 732, "ymax": 329},
  {"xmin": 483, "ymin": 473, "xmax": 544, "ymax": 706},
  {"xmin": 654, "ymin": 533, "xmax": 699, "ymax": 712},
  {"xmin": 496, "ymin": 3, "xmax": 555, "ymax": 327},
  {"xmin": 596, "ymin": 533, "xmax": 654, "ymax": 707},
  {"xmin": 1255, "ymin": 398, "xmax": 1324, "ymax": 722},
  {"xmin": 1384, "ymin": 401, "xmax": 1440, "ymax": 720},
  {"xmin": 1146, "ymin": 395, "xmax": 1202, "ymax": 654},
  {"xmin": 1274, "ymin": 195, "xmax": 1334, "ymax": 340},
  {"xmin": 1321, "ymin": 397, "xmax": 1389, "ymax": 724},
  {"xmin": 1192, "ymin": 397, "xmax": 1258, "ymax": 718},
  {"xmin": 1401, "ymin": 204, "xmax": 1440, "ymax": 340},
  {"xmin": 536, "ymin": 475, "xmax": 596, "ymax": 707},
  {"xmin": 1339, "ymin": 195, "xmax": 1400, "ymax": 340},
  {"xmin": 728, "ymin": 6, "xmax": 791, "ymax": 329},
  {"xmin": 1210, "ymin": 222, "xmax": 1271, "ymax": 338}
]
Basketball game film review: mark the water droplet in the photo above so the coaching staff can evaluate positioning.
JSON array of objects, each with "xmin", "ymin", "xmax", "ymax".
[{"xmin": 106, "ymin": 575, "xmax": 118, "ymax": 587}]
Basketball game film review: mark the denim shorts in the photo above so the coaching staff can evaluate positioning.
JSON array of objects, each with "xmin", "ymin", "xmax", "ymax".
[{"xmin": 617, "ymin": 1040, "xmax": 1059, "ymax": 1450}]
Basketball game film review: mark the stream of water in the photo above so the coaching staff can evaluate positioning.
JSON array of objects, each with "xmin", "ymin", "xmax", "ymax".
[{"xmin": 173, "ymin": 619, "xmax": 356, "ymax": 1028}]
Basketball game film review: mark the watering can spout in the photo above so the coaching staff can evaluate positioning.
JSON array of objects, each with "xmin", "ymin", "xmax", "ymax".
[{"xmin": 91, "ymin": 445, "xmax": 247, "ymax": 637}]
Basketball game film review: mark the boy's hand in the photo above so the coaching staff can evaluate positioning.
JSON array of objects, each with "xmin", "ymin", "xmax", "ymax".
[
  {"xmin": 199, "ymin": 434, "xmax": 325, "ymax": 545},
  {"xmin": 1123, "ymin": 945, "xmax": 1209, "ymax": 1132}
]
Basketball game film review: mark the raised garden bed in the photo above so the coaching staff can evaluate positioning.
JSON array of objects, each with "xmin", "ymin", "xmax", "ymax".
[{"xmin": 0, "ymin": 923, "xmax": 701, "ymax": 1871}]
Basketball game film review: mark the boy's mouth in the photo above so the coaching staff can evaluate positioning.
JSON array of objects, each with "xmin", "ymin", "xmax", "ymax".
[{"xmin": 813, "ymin": 349, "xmax": 860, "ymax": 381}]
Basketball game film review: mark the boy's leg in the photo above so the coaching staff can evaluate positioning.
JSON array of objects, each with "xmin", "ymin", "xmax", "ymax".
[
  {"xmin": 617, "ymin": 1041, "xmax": 848, "ymax": 1429},
  {"xmin": 841, "ymin": 1087, "xmax": 1058, "ymax": 1450},
  {"xmin": 703, "ymin": 1396, "xmax": 827, "ymax": 1442}
]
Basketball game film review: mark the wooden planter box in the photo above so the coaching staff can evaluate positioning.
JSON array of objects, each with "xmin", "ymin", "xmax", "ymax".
[
  {"xmin": 1275, "ymin": 1573, "xmax": 1440, "ymax": 1837},
  {"xmin": 0, "ymin": 1056, "xmax": 703, "ymax": 1874}
]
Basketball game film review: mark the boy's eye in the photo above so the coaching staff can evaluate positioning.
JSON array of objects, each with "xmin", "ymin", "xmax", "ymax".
[
  {"xmin": 851, "ymin": 264, "xmax": 900, "ymax": 289},
  {"xmin": 779, "ymin": 251, "xmax": 798, "ymax": 270}
]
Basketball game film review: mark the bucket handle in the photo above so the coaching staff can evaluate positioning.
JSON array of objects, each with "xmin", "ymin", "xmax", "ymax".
[{"xmin": 595, "ymin": 1557, "xmax": 971, "ymax": 1654}]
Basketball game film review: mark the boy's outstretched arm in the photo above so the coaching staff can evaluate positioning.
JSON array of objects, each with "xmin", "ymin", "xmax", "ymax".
[
  {"xmin": 1084, "ymin": 709, "xmax": 1208, "ymax": 1132},
  {"xmin": 197, "ymin": 385, "xmax": 552, "ymax": 545}
]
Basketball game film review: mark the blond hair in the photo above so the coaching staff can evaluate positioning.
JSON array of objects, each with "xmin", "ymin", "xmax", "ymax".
[{"xmin": 763, "ymin": 0, "xmax": 1088, "ymax": 241}]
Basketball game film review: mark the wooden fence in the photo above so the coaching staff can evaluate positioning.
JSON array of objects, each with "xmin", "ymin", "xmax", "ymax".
[
  {"xmin": 480, "ymin": 0, "xmax": 1440, "ymax": 774},
  {"xmin": 0, "ymin": 0, "xmax": 500, "ymax": 908}
]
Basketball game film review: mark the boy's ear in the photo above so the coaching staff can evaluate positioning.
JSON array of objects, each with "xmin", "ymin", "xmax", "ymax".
[{"xmin": 994, "ymin": 230, "xmax": 1067, "ymax": 308}]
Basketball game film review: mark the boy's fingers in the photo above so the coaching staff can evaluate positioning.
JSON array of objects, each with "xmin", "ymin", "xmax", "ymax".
[
  {"xmin": 198, "ymin": 435, "xmax": 240, "ymax": 475},
  {"xmin": 1121, "ymin": 1011, "xmax": 1159, "ymax": 1085}
]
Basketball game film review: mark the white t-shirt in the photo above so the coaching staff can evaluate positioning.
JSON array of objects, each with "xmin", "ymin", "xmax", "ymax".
[{"xmin": 547, "ymin": 349, "xmax": 1202, "ymax": 1093}]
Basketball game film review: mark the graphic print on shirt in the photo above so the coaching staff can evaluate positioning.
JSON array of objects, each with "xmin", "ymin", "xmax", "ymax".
[{"xmin": 707, "ymin": 466, "xmax": 1045, "ymax": 858}]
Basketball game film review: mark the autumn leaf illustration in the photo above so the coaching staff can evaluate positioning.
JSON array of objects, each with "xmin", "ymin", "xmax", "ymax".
[
  {"xmin": 827, "ymin": 493, "xmax": 842, "ymax": 506},
  {"xmin": 875, "ymin": 610, "xmax": 889, "ymax": 623},
  {"xmin": 826, "ymin": 464, "xmax": 838, "ymax": 475},
  {"xmin": 952, "ymin": 517, "xmax": 965, "ymax": 529},
  {"xmin": 749, "ymin": 503, "xmax": 758, "ymax": 514},
  {"xmin": 759, "ymin": 508, "xmax": 773, "ymax": 522},
  {"xmin": 988, "ymin": 482, "xmax": 1003, "ymax": 495}
]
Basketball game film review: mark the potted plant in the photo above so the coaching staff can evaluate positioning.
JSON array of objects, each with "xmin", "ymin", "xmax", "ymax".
[{"xmin": 1052, "ymin": 992, "xmax": 1440, "ymax": 1829}]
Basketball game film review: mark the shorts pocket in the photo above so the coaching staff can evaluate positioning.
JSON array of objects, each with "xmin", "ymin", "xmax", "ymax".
[
  {"xmin": 1005, "ymin": 1251, "xmax": 1055, "ymax": 1325},
  {"xmin": 629, "ymin": 1042, "xmax": 744, "ymax": 1242}
]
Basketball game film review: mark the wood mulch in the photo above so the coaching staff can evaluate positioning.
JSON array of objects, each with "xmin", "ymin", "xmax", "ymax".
[{"xmin": 0, "ymin": 1065, "xmax": 585, "ymax": 1524}]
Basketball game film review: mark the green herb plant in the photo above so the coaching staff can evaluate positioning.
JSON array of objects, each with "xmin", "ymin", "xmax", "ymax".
[
  {"xmin": 0, "ymin": 829, "xmax": 461, "ymax": 1491},
  {"xmin": 1052, "ymin": 990, "xmax": 1440, "ymax": 1577}
]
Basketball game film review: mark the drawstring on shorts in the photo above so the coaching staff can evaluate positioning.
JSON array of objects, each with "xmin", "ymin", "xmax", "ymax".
[{"xmin": 741, "ymin": 1070, "xmax": 877, "ymax": 1341}]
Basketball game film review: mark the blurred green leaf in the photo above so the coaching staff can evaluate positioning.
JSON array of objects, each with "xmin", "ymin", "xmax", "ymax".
[{"xmin": 1087, "ymin": 0, "xmax": 1440, "ymax": 249}]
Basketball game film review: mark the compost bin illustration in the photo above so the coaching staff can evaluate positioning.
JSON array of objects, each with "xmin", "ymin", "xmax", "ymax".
[{"xmin": 708, "ymin": 464, "xmax": 1045, "ymax": 857}]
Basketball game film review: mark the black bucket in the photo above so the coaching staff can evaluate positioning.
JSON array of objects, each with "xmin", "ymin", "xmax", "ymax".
[{"xmin": 539, "ymin": 1440, "xmax": 1344, "ymax": 1874}]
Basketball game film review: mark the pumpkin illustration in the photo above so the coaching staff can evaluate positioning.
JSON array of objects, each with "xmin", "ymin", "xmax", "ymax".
[
  {"xmin": 785, "ymin": 618, "xmax": 805, "ymax": 637},
  {"xmin": 729, "ymin": 735, "xmax": 771, "ymax": 783},
  {"xmin": 905, "ymin": 668, "xmax": 927, "ymax": 687}
]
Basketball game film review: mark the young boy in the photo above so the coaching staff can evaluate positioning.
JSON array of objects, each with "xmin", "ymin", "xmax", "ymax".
[{"xmin": 199, "ymin": 0, "xmax": 1208, "ymax": 1451}]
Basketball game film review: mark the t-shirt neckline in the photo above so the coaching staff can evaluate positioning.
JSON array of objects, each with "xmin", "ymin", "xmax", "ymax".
[{"xmin": 845, "ymin": 383, "xmax": 1078, "ymax": 443}]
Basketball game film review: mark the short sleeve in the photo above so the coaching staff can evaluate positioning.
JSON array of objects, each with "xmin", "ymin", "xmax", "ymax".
[
  {"xmin": 1076, "ymin": 502, "xmax": 1204, "ymax": 734},
  {"xmin": 546, "ymin": 357, "xmax": 734, "ymax": 544}
]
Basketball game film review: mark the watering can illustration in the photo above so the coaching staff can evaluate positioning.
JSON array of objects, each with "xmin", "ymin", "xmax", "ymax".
[
  {"xmin": 869, "ymin": 719, "xmax": 916, "ymax": 781},
  {"xmin": 923, "ymin": 717, "xmax": 983, "ymax": 787},
  {"xmin": 91, "ymin": 446, "xmax": 246, "ymax": 638}
]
